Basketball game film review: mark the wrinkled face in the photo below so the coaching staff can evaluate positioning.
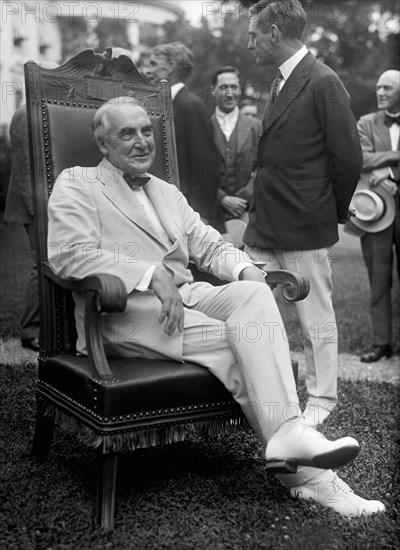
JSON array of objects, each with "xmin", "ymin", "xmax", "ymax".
[
  {"xmin": 240, "ymin": 104, "xmax": 259, "ymax": 119},
  {"xmin": 213, "ymin": 72, "xmax": 241, "ymax": 113},
  {"xmin": 376, "ymin": 72, "xmax": 400, "ymax": 112},
  {"xmin": 146, "ymin": 53, "xmax": 174, "ymax": 84},
  {"xmin": 97, "ymin": 104, "xmax": 156, "ymax": 175},
  {"xmin": 248, "ymin": 16, "xmax": 275, "ymax": 66}
]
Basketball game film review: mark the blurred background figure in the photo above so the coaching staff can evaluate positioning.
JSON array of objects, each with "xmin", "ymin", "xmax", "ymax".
[
  {"xmin": 145, "ymin": 42, "xmax": 225, "ymax": 233},
  {"xmin": 0, "ymin": 137, "xmax": 12, "ymax": 212},
  {"xmin": 210, "ymin": 66, "xmax": 261, "ymax": 223},
  {"xmin": 239, "ymin": 98, "xmax": 260, "ymax": 120},
  {"xmin": 3, "ymin": 104, "xmax": 38, "ymax": 351},
  {"xmin": 353, "ymin": 70, "xmax": 400, "ymax": 363},
  {"xmin": 3, "ymin": 61, "xmax": 58, "ymax": 352},
  {"xmin": 136, "ymin": 52, "xmax": 151, "ymax": 78}
]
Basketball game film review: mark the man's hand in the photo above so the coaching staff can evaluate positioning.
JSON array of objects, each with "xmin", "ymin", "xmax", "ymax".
[
  {"xmin": 338, "ymin": 207, "xmax": 356, "ymax": 224},
  {"xmin": 221, "ymin": 195, "xmax": 248, "ymax": 217},
  {"xmin": 239, "ymin": 265, "xmax": 266, "ymax": 283},
  {"xmin": 149, "ymin": 266, "xmax": 184, "ymax": 335},
  {"xmin": 369, "ymin": 169, "xmax": 389, "ymax": 188}
]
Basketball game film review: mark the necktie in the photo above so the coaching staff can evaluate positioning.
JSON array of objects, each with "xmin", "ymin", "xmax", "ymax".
[
  {"xmin": 384, "ymin": 113, "xmax": 400, "ymax": 127},
  {"xmin": 123, "ymin": 173, "xmax": 150, "ymax": 190},
  {"xmin": 271, "ymin": 69, "xmax": 283, "ymax": 103}
]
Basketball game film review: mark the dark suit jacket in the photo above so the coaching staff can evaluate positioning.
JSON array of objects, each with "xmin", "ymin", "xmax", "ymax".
[
  {"xmin": 173, "ymin": 86, "xmax": 225, "ymax": 233},
  {"xmin": 4, "ymin": 106, "xmax": 34, "ymax": 224},
  {"xmin": 211, "ymin": 112, "xmax": 261, "ymax": 203},
  {"xmin": 244, "ymin": 52, "xmax": 362, "ymax": 251}
]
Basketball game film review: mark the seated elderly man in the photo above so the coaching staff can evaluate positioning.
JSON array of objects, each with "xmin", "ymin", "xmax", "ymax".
[{"xmin": 47, "ymin": 97, "xmax": 385, "ymax": 517}]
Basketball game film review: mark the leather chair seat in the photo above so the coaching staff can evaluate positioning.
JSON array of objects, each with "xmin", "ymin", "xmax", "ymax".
[{"xmin": 38, "ymin": 355, "xmax": 239, "ymax": 424}]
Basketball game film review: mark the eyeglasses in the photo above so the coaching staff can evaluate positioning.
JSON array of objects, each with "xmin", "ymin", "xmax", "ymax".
[{"xmin": 217, "ymin": 84, "xmax": 240, "ymax": 92}]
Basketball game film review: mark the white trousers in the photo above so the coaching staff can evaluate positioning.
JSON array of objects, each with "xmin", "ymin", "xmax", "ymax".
[
  {"xmin": 182, "ymin": 281, "xmax": 299, "ymax": 444},
  {"xmin": 109, "ymin": 279, "xmax": 324, "ymax": 486},
  {"xmin": 246, "ymin": 246, "xmax": 338, "ymax": 404},
  {"xmin": 183, "ymin": 280, "xmax": 322, "ymax": 486}
]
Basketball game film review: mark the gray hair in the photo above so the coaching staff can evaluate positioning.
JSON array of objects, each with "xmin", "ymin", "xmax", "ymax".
[
  {"xmin": 151, "ymin": 42, "xmax": 194, "ymax": 81},
  {"xmin": 92, "ymin": 96, "xmax": 144, "ymax": 139},
  {"xmin": 250, "ymin": 0, "xmax": 306, "ymax": 40}
]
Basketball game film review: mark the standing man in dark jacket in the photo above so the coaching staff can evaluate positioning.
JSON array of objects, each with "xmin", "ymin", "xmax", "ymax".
[
  {"xmin": 243, "ymin": 0, "xmax": 362, "ymax": 426},
  {"xmin": 210, "ymin": 66, "xmax": 261, "ymax": 221},
  {"xmin": 146, "ymin": 43, "xmax": 225, "ymax": 233}
]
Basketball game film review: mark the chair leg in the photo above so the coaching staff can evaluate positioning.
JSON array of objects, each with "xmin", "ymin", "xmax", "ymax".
[
  {"xmin": 97, "ymin": 448, "xmax": 118, "ymax": 530},
  {"xmin": 31, "ymin": 409, "xmax": 54, "ymax": 462}
]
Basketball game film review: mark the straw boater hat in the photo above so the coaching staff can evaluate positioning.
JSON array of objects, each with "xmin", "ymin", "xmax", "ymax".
[{"xmin": 350, "ymin": 176, "xmax": 396, "ymax": 233}]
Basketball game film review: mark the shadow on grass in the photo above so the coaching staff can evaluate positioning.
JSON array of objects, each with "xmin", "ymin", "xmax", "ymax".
[{"xmin": 0, "ymin": 362, "xmax": 399, "ymax": 550}]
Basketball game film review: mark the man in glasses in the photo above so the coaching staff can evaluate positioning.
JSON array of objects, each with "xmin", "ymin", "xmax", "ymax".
[{"xmin": 210, "ymin": 66, "xmax": 261, "ymax": 222}]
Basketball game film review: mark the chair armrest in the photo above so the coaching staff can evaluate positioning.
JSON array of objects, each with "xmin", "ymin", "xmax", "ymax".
[
  {"xmin": 188, "ymin": 261, "xmax": 309, "ymax": 302},
  {"xmin": 264, "ymin": 269, "xmax": 310, "ymax": 302},
  {"xmin": 43, "ymin": 261, "xmax": 127, "ymax": 381},
  {"xmin": 41, "ymin": 262, "xmax": 308, "ymax": 381},
  {"xmin": 42, "ymin": 262, "xmax": 127, "ymax": 313}
]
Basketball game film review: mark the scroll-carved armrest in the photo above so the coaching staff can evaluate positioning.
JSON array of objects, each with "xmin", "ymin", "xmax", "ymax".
[
  {"xmin": 43, "ymin": 261, "xmax": 127, "ymax": 381},
  {"xmin": 188, "ymin": 261, "xmax": 309, "ymax": 301},
  {"xmin": 264, "ymin": 269, "xmax": 310, "ymax": 302},
  {"xmin": 42, "ymin": 262, "xmax": 127, "ymax": 313}
]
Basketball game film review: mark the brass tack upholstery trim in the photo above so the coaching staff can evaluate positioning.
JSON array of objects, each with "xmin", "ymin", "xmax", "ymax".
[{"xmin": 37, "ymin": 396, "xmax": 249, "ymax": 452}]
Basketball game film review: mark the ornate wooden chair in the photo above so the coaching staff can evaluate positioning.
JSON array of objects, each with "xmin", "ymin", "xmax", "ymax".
[{"xmin": 24, "ymin": 49, "xmax": 309, "ymax": 530}]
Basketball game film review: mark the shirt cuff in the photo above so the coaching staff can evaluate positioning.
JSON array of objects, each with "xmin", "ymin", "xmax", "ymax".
[
  {"xmin": 233, "ymin": 262, "xmax": 257, "ymax": 280},
  {"xmin": 136, "ymin": 265, "xmax": 157, "ymax": 291}
]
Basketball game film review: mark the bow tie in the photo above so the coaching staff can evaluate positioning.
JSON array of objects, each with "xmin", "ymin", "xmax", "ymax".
[
  {"xmin": 384, "ymin": 113, "xmax": 400, "ymax": 127},
  {"xmin": 123, "ymin": 173, "xmax": 150, "ymax": 190}
]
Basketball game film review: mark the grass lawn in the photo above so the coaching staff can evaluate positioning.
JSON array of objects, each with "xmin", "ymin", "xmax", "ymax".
[
  {"xmin": 0, "ymin": 362, "xmax": 399, "ymax": 550},
  {"xmin": 1, "ymin": 220, "xmax": 399, "ymax": 548}
]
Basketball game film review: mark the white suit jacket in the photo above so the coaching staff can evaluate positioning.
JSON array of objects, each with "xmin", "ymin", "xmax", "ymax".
[{"xmin": 48, "ymin": 158, "xmax": 249, "ymax": 359}]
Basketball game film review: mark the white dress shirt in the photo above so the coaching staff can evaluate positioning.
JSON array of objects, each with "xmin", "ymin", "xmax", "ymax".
[
  {"xmin": 130, "ymin": 186, "xmax": 172, "ymax": 290},
  {"xmin": 386, "ymin": 111, "xmax": 400, "ymax": 151},
  {"xmin": 129, "ymin": 181, "xmax": 254, "ymax": 289},
  {"xmin": 215, "ymin": 106, "xmax": 239, "ymax": 141},
  {"xmin": 277, "ymin": 45, "xmax": 308, "ymax": 94}
]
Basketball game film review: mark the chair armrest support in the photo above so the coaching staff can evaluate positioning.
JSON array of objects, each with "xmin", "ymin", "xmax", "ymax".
[
  {"xmin": 264, "ymin": 269, "xmax": 310, "ymax": 302},
  {"xmin": 43, "ymin": 262, "xmax": 128, "ymax": 381},
  {"xmin": 42, "ymin": 262, "xmax": 128, "ymax": 313}
]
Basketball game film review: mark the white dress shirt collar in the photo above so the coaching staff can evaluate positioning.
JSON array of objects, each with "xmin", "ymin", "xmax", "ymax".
[
  {"xmin": 279, "ymin": 45, "xmax": 308, "ymax": 82},
  {"xmin": 171, "ymin": 82, "xmax": 185, "ymax": 100},
  {"xmin": 100, "ymin": 159, "xmax": 171, "ymax": 246},
  {"xmin": 385, "ymin": 114, "xmax": 400, "ymax": 151},
  {"xmin": 215, "ymin": 106, "xmax": 239, "ymax": 141}
]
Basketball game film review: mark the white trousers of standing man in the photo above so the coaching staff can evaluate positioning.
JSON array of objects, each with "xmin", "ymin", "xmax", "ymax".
[{"xmin": 245, "ymin": 246, "xmax": 339, "ymax": 418}]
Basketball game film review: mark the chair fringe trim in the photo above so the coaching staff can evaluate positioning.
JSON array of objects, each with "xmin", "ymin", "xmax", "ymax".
[{"xmin": 37, "ymin": 398, "xmax": 248, "ymax": 452}]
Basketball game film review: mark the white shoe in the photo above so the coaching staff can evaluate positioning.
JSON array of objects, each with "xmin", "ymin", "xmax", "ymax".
[
  {"xmin": 301, "ymin": 399, "xmax": 337, "ymax": 427},
  {"xmin": 265, "ymin": 424, "xmax": 360, "ymax": 473},
  {"xmin": 290, "ymin": 470, "xmax": 386, "ymax": 517}
]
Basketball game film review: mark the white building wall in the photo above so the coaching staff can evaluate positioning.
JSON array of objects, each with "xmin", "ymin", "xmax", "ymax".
[{"xmin": 0, "ymin": 0, "xmax": 182, "ymax": 138}]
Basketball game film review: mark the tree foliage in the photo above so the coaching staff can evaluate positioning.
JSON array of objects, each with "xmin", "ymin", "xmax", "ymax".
[
  {"xmin": 151, "ymin": 0, "xmax": 399, "ymax": 119},
  {"xmin": 58, "ymin": 1, "xmax": 399, "ymax": 119}
]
